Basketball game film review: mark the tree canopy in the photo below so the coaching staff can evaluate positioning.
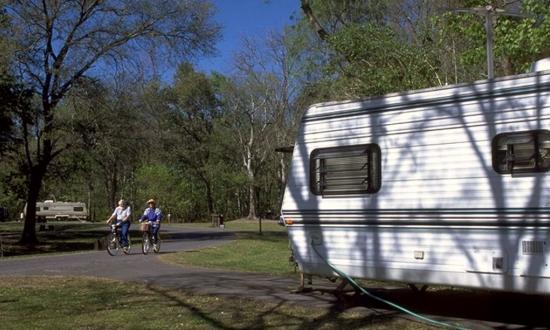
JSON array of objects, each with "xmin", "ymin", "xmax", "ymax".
[{"xmin": 1, "ymin": 0, "xmax": 550, "ymax": 244}]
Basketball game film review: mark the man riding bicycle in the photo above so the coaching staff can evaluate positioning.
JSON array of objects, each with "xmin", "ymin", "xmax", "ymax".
[
  {"xmin": 139, "ymin": 199, "xmax": 162, "ymax": 245},
  {"xmin": 106, "ymin": 199, "xmax": 131, "ymax": 252}
]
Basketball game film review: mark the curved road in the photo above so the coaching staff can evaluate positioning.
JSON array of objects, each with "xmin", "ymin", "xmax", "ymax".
[
  {"xmin": 0, "ymin": 226, "xmax": 330, "ymax": 306},
  {"xmin": 1, "ymin": 225, "xmax": 549, "ymax": 329}
]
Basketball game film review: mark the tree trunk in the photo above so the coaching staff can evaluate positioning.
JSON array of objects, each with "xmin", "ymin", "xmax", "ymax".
[
  {"xmin": 104, "ymin": 164, "xmax": 118, "ymax": 210},
  {"xmin": 300, "ymin": 0, "xmax": 329, "ymax": 41},
  {"xmin": 20, "ymin": 165, "xmax": 46, "ymax": 245},
  {"xmin": 247, "ymin": 180, "xmax": 257, "ymax": 220},
  {"xmin": 205, "ymin": 181, "xmax": 214, "ymax": 216}
]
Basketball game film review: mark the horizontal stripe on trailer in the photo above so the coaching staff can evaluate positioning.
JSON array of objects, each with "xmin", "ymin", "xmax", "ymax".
[
  {"xmin": 284, "ymin": 220, "xmax": 550, "ymax": 228},
  {"xmin": 283, "ymin": 208, "xmax": 550, "ymax": 215},
  {"xmin": 282, "ymin": 209, "xmax": 550, "ymax": 227}
]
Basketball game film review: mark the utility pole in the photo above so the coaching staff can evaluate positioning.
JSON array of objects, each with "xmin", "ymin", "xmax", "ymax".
[{"xmin": 455, "ymin": 5, "xmax": 527, "ymax": 80}]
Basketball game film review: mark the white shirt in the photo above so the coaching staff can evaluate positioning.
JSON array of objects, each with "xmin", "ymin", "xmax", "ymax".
[{"xmin": 112, "ymin": 206, "xmax": 131, "ymax": 221}]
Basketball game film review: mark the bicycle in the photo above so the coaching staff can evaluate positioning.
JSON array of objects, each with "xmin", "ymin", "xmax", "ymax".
[
  {"xmin": 106, "ymin": 223, "xmax": 131, "ymax": 256},
  {"xmin": 140, "ymin": 221, "xmax": 160, "ymax": 254}
]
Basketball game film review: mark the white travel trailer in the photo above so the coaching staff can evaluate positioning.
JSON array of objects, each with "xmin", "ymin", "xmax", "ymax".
[
  {"xmin": 23, "ymin": 200, "xmax": 88, "ymax": 222},
  {"xmin": 281, "ymin": 60, "xmax": 550, "ymax": 294}
]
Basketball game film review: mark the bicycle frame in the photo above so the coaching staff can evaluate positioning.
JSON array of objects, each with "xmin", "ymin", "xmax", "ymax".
[
  {"xmin": 107, "ymin": 223, "xmax": 130, "ymax": 256},
  {"xmin": 141, "ymin": 222, "xmax": 160, "ymax": 254}
]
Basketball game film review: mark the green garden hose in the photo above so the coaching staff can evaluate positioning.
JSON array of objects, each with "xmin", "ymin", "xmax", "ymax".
[{"xmin": 311, "ymin": 240, "xmax": 469, "ymax": 330}]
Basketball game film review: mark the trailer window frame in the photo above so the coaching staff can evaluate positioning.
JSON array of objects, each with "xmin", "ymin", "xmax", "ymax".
[
  {"xmin": 310, "ymin": 144, "xmax": 381, "ymax": 196},
  {"xmin": 492, "ymin": 129, "xmax": 550, "ymax": 174}
]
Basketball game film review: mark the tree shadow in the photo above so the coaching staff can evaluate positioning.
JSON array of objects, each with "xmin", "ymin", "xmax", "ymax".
[{"xmin": 142, "ymin": 277, "xmax": 421, "ymax": 329}]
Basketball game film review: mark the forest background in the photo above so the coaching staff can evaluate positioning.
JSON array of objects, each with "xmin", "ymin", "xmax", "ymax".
[{"xmin": 1, "ymin": 0, "xmax": 550, "ymax": 244}]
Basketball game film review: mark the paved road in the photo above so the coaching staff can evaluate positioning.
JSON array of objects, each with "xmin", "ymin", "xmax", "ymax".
[
  {"xmin": 0, "ymin": 226, "xmax": 332, "ymax": 306},
  {"xmin": 1, "ymin": 226, "xmax": 549, "ymax": 329}
]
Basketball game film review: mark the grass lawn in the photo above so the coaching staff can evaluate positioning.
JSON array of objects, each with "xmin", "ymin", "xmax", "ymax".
[
  {"xmin": 0, "ymin": 218, "xmax": 278, "ymax": 258},
  {"xmin": 168, "ymin": 218, "xmax": 284, "ymax": 232},
  {"xmin": 161, "ymin": 219, "xmax": 295, "ymax": 276},
  {"xmin": 162, "ymin": 231, "xmax": 295, "ymax": 276},
  {"xmin": 0, "ymin": 221, "xmax": 142, "ymax": 257},
  {"xmin": 0, "ymin": 276, "xmax": 429, "ymax": 330}
]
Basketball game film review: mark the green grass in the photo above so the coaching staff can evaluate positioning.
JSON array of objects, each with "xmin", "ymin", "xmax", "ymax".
[
  {"xmin": 162, "ymin": 231, "xmax": 295, "ymax": 275},
  {"xmin": 0, "ymin": 218, "xmax": 281, "ymax": 258},
  {"xmin": 169, "ymin": 218, "xmax": 285, "ymax": 232},
  {"xmin": 161, "ymin": 218, "xmax": 297, "ymax": 275},
  {"xmin": 0, "ymin": 276, "xmax": 429, "ymax": 329},
  {"xmin": 0, "ymin": 221, "xmax": 139, "ymax": 257}
]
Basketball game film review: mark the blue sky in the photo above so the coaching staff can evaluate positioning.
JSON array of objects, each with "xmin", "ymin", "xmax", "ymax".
[{"xmin": 196, "ymin": 0, "xmax": 300, "ymax": 74}]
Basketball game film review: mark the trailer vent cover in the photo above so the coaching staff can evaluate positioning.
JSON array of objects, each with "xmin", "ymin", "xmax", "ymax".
[
  {"xmin": 522, "ymin": 241, "xmax": 545, "ymax": 255},
  {"xmin": 493, "ymin": 257, "xmax": 504, "ymax": 270}
]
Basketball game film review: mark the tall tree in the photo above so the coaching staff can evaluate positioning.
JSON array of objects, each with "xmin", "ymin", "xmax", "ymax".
[
  {"xmin": 4, "ymin": 0, "xmax": 219, "ymax": 244},
  {"xmin": 216, "ymin": 69, "xmax": 280, "ymax": 219},
  {"xmin": 437, "ymin": 0, "xmax": 550, "ymax": 79},
  {"xmin": 165, "ymin": 63, "xmax": 219, "ymax": 216}
]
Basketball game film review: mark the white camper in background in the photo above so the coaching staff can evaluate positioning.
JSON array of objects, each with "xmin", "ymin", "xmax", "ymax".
[
  {"xmin": 281, "ymin": 59, "xmax": 550, "ymax": 295},
  {"xmin": 23, "ymin": 200, "xmax": 88, "ymax": 222}
]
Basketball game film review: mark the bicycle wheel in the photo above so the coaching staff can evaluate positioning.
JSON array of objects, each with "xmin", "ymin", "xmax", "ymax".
[
  {"xmin": 106, "ymin": 231, "xmax": 119, "ymax": 256},
  {"xmin": 123, "ymin": 232, "xmax": 131, "ymax": 254},
  {"xmin": 142, "ymin": 232, "xmax": 151, "ymax": 254},
  {"xmin": 153, "ymin": 233, "xmax": 161, "ymax": 253}
]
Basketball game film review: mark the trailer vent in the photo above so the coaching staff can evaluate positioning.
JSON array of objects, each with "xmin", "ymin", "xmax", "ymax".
[
  {"xmin": 522, "ymin": 241, "xmax": 545, "ymax": 255},
  {"xmin": 493, "ymin": 257, "xmax": 504, "ymax": 270}
]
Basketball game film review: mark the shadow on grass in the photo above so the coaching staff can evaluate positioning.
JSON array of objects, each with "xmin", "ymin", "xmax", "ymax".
[
  {"xmin": 144, "ymin": 282, "xmax": 407, "ymax": 330},
  {"xmin": 1, "ymin": 223, "xmax": 108, "ymax": 257},
  {"xmin": 159, "ymin": 231, "xmax": 235, "ymax": 242},
  {"xmin": 233, "ymin": 231, "xmax": 289, "ymax": 240},
  {"xmin": 145, "ymin": 283, "xmax": 234, "ymax": 330},
  {"xmin": 0, "ymin": 223, "xmax": 240, "ymax": 257},
  {"xmin": 307, "ymin": 283, "xmax": 550, "ymax": 328}
]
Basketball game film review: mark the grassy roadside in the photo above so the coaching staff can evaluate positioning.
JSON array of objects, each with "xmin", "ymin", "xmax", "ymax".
[
  {"xmin": 0, "ymin": 276, "xmax": 426, "ymax": 330},
  {"xmin": 0, "ymin": 221, "xmax": 145, "ymax": 257},
  {"xmin": 161, "ymin": 219, "xmax": 295, "ymax": 276},
  {"xmin": 168, "ymin": 218, "xmax": 284, "ymax": 232},
  {"xmin": 160, "ymin": 220, "xmax": 405, "ymax": 289},
  {"xmin": 0, "ymin": 218, "xmax": 276, "ymax": 258},
  {"xmin": 162, "ymin": 231, "xmax": 294, "ymax": 275}
]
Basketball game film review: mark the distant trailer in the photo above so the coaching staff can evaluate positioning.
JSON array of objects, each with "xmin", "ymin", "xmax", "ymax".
[
  {"xmin": 23, "ymin": 201, "xmax": 88, "ymax": 222},
  {"xmin": 281, "ymin": 59, "xmax": 550, "ymax": 295}
]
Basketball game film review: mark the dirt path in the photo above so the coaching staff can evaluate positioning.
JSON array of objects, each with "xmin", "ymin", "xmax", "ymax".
[{"xmin": 1, "ymin": 226, "xmax": 549, "ymax": 329}]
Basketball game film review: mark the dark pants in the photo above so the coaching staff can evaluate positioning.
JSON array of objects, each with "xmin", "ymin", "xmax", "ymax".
[
  {"xmin": 117, "ymin": 221, "xmax": 130, "ymax": 247},
  {"xmin": 151, "ymin": 224, "xmax": 160, "ymax": 243}
]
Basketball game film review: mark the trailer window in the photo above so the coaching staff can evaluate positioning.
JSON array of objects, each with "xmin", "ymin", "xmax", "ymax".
[
  {"xmin": 310, "ymin": 144, "xmax": 381, "ymax": 195},
  {"xmin": 492, "ymin": 130, "xmax": 550, "ymax": 174},
  {"xmin": 73, "ymin": 207, "xmax": 84, "ymax": 212}
]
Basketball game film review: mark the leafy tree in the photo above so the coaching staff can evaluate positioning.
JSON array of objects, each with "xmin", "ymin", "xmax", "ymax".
[
  {"xmin": 134, "ymin": 163, "xmax": 186, "ymax": 220},
  {"xmin": 437, "ymin": 0, "xmax": 550, "ymax": 78},
  {"xmin": 164, "ymin": 63, "xmax": 220, "ymax": 217},
  {"xmin": 215, "ymin": 66, "xmax": 285, "ymax": 219},
  {"xmin": 3, "ymin": 0, "xmax": 219, "ymax": 244}
]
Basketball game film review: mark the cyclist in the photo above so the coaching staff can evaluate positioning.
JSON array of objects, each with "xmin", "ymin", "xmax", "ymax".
[
  {"xmin": 139, "ymin": 199, "xmax": 162, "ymax": 245},
  {"xmin": 106, "ymin": 199, "xmax": 131, "ymax": 251}
]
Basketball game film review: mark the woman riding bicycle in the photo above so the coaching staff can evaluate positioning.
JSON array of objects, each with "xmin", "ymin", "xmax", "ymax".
[
  {"xmin": 139, "ymin": 199, "xmax": 162, "ymax": 244},
  {"xmin": 106, "ymin": 199, "xmax": 131, "ymax": 251}
]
